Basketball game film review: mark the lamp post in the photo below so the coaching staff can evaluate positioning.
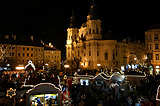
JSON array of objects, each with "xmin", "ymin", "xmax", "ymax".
[
  {"xmin": 63, "ymin": 75, "xmax": 67, "ymax": 88},
  {"xmin": 64, "ymin": 65, "xmax": 69, "ymax": 75},
  {"xmin": 97, "ymin": 64, "xmax": 101, "ymax": 72}
]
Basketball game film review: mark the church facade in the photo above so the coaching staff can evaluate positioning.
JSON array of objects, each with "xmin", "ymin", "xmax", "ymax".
[{"xmin": 66, "ymin": 1, "xmax": 146, "ymax": 70}]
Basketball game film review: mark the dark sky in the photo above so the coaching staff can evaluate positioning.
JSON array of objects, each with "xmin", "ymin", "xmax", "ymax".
[{"xmin": 0, "ymin": 0, "xmax": 160, "ymax": 57}]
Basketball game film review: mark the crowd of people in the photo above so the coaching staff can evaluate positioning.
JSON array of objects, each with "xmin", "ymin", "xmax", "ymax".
[{"xmin": 0, "ymin": 69, "xmax": 158, "ymax": 106}]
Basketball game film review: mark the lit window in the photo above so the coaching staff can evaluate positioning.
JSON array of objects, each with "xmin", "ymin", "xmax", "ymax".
[
  {"xmin": 149, "ymin": 35, "xmax": 151, "ymax": 40},
  {"xmin": 156, "ymin": 54, "xmax": 159, "ymax": 60}
]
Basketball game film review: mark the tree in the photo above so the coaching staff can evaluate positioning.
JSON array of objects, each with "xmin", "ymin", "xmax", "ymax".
[{"xmin": 0, "ymin": 44, "xmax": 14, "ymax": 69}]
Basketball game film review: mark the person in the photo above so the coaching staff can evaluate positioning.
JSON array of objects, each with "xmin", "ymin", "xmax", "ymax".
[
  {"xmin": 127, "ymin": 95, "xmax": 132, "ymax": 106},
  {"xmin": 49, "ymin": 98, "xmax": 52, "ymax": 106},
  {"xmin": 37, "ymin": 97, "xmax": 41, "ymax": 103},
  {"xmin": 37, "ymin": 101, "xmax": 43, "ymax": 106}
]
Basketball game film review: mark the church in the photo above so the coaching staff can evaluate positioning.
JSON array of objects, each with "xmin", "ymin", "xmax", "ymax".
[{"xmin": 66, "ymin": 0, "xmax": 146, "ymax": 71}]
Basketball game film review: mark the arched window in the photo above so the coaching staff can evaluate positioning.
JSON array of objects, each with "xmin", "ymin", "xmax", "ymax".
[
  {"xmin": 89, "ymin": 28, "xmax": 91, "ymax": 34},
  {"xmin": 93, "ymin": 29, "xmax": 95, "ymax": 34},
  {"xmin": 96, "ymin": 28, "xmax": 99, "ymax": 34}
]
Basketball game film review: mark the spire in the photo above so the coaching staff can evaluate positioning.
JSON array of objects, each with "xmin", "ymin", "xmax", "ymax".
[
  {"xmin": 89, "ymin": 0, "xmax": 98, "ymax": 20},
  {"xmin": 70, "ymin": 9, "xmax": 76, "ymax": 28}
]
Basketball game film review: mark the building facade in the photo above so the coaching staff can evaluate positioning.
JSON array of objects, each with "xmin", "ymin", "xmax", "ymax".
[
  {"xmin": 0, "ymin": 35, "xmax": 61, "ymax": 70},
  {"xmin": 145, "ymin": 25, "xmax": 160, "ymax": 75},
  {"xmin": 66, "ymin": 1, "xmax": 146, "ymax": 70},
  {"xmin": 44, "ymin": 44, "xmax": 61, "ymax": 70}
]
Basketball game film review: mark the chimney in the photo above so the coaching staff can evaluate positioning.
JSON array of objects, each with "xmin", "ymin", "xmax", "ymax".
[
  {"xmin": 12, "ymin": 35, "xmax": 16, "ymax": 40},
  {"xmin": 31, "ymin": 35, "xmax": 33, "ymax": 41},
  {"xmin": 5, "ymin": 35, "xmax": 9, "ymax": 39}
]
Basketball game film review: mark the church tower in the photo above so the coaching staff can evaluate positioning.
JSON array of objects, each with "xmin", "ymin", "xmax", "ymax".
[
  {"xmin": 66, "ymin": 10, "xmax": 78, "ymax": 61},
  {"xmin": 86, "ymin": 0, "xmax": 102, "ymax": 40}
]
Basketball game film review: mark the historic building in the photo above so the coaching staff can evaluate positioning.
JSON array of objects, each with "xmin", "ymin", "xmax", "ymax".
[
  {"xmin": 44, "ymin": 43, "xmax": 61, "ymax": 70},
  {"xmin": 0, "ymin": 34, "xmax": 61, "ymax": 70},
  {"xmin": 66, "ymin": 1, "xmax": 146, "ymax": 70},
  {"xmin": 145, "ymin": 25, "xmax": 160, "ymax": 75}
]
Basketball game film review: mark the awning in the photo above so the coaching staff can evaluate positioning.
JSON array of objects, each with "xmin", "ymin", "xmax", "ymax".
[{"xmin": 3, "ymin": 70, "xmax": 25, "ymax": 74}]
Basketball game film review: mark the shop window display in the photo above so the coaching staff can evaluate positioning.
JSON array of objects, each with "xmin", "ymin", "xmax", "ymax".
[{"xmin": 30, "ymin": 93, "xmax": 58, "ymax": 106}]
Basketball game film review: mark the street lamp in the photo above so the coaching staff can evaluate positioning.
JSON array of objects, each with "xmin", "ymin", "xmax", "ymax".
[
  {"xmin": 64, "ymin": 65, "xmax": 69, "ymax": 68},
  {"xmin": 97, "ymin": 64, "xmax": 101, "ymax": 72},
  {"xmin": 64, "ymin": 65, "xmax": 69, "ymax": 75},
  {"xmin": 15, "ymin": 65, "xmax": 24, "ymax": 70},
  {"xmin": 81, "ymin": 63, "xmax": 84, "ymax": 69},
  {"xmin": 97, "ymin": 64, "xmax": 101, "ymax": 67}
]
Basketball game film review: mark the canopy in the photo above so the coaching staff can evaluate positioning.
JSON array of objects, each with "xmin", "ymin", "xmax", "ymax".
[{"xmin": 3, "ymin": 70, "xmax": 25, "ymax": 74}]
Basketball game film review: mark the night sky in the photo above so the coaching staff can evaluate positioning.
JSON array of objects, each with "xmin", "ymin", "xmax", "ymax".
[{"xmin": 0, "ymin": 0, "xmax": 160, "ymax": 58}]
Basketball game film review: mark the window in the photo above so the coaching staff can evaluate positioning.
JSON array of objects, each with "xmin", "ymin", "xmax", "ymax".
[
  {"xmin": 89, "ymin": 61, "xmax": 91, "ymax": 66},
  {"xmin": 93, "ymin": 29, "xmax": 95, "ymax": 34},
  {"xmin": 155, "ymin": 44, "xmax": 159, "ymax": 49},
  {"xmin": 97, "ymin": 51, "xmax": 99, "ymax": 56},
  {"xmin": 27, "ymin": 53, "xmax": 29, "ymax": 57},
  {"xmin": 31, "ymin": 53, "xmax": 33, "ymax": 57},
  {"xmin": 23, "ymin": 53, "xmax": 25, "ymax": 57},
  {"xmin": 31, "ymin": 48, "xmax": 33, "ymax": 51},
  {"xmin": 22, "ymin": 60, "xmax": 24, "ymax": 63},
  {"xmin": 12, "ymin": 47, "xmax": 14, "ymax": 50},
  {"xmin": 36, "ymin": 49, "xmax": 37, "ymax": 51},
  {"xmin": 96, "ymin": 28, "xmax": 99, "ymax": 34},
  {"xmin": 156, "ymin": 54, "xmax": 159, "ymax": 60},
  {"xmin": 149, "ymin": 35, "xmax": 151, "ymax": 40},
  {"xmin": 150, "ymin": 44, "xmax": 152, "ymax": 50},
  {"xmin": 105, "ymin": 52, "xmax": 108, "ymax": 60},
  {"xmin": 23, "ymin": 47, "xmax": 25, "ymax": 50},
  {"xmin": 146, "ymin": 44, "xmax": 148, "ymax": 50},
  {"xmin": 89, "ymin": 50, "xmax": 91, "ymax": 56},
  {"xmin": 146, "ymin": 35, "xmax": 148, "ymax": 40},
  {"xmin": 18, "ymin": 53, "xmax": 20, "ymax": 57},
  {"xmin": 81, "ymin": 33, "xmax": 83, "ymax": 38},
  {"xmin": 155, "ymin": 34, "xmax": 158, "ymax": 40},
  {"xmin": 12, "ymin": 53, "xmax": 14, "ymax": 56},
  {"xmin": 113, "ymin": 54, "xmax": 115, "ymax": 60},
  {"xmin": 27, "ymin": 48, "xmax": 29, "ymax": 50},
  {"xmin": 89, "ymin": 28, "xmax": 91, "ymax": 34}
]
